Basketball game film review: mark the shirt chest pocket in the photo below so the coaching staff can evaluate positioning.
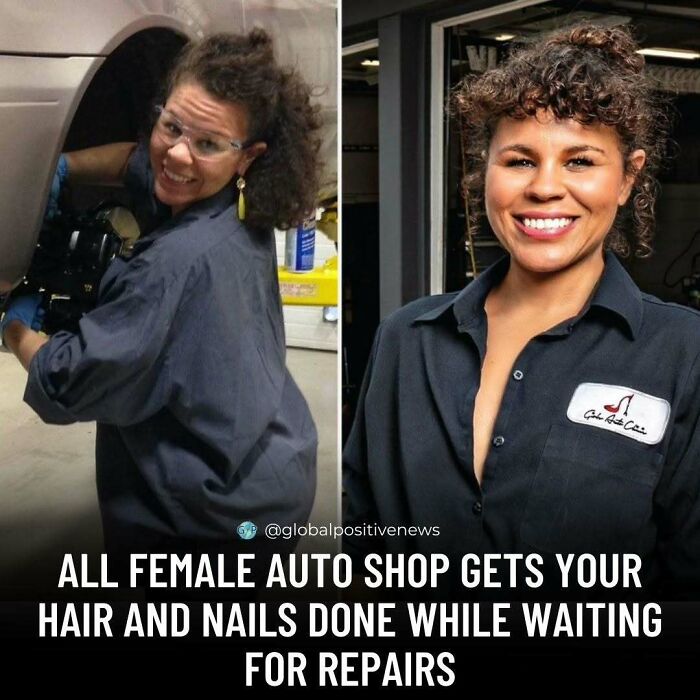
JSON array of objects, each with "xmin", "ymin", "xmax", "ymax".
[{"xmin": 520, "ymin": 422, "xmax": 664, "ymax": 555}]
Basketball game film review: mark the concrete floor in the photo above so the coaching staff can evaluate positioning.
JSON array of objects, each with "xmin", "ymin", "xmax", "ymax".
[{"xmin": 0, "ymin": 346, "xmax": 338, "ymax": 599}]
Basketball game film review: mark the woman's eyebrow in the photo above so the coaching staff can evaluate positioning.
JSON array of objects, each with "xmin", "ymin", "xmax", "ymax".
[
  {"xmin": 562, "ymin": 144, "xmax": 607, "ymax": 155},
  {"xmin": 164, "ymin": 107, "xmax": 229, "ymax": 139},
  {"xmin": 496, "ymin": 143, "xmax": 538, "ymax": 157},
  {"xmin": 497, "ymin": 143, "xmax": 606, "ymax": 156}
]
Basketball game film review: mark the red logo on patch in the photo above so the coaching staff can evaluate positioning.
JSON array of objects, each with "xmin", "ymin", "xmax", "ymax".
[{"xmin": 604, "ymin": 394, "xmax": 634, "ymax": 416}]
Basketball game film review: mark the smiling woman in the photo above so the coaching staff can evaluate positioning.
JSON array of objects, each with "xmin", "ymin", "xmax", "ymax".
[
  {"xmin": 343, "ymin": 23, "xmax": 700, "ymax": 601},
  {"xmin": 455, "ymin": 23, "xmax": 670, "ymax": 261},
  {"xmin": 149, "ymin": 83, "xmax": 266, "ymax": 215},
  {"xmin": 485, "ymin": 115, "xmax": 646, "ymax": 275},
  {"xmin": 1, "ymin": 28, "xmax": 323, "ymax": 594}
]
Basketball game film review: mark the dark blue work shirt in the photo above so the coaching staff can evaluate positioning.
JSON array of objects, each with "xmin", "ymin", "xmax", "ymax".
[
  {"xmin": 343, "ymin": 253, "xmax": 700, "ymax": 600},
  {"xmin": 25, "ymin": 142, "xmax": 317, "ymax": 563}
]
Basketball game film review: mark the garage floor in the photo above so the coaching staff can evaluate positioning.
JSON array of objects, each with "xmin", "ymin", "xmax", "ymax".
[{"xmin": 0, "ymin": 347, "xmax": 338, "ymax": 599}]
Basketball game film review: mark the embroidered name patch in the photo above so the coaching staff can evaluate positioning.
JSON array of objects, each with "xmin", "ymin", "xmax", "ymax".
[{"xmin": 566, "ymin": 383, "xmax": 670, "ymax": 445}]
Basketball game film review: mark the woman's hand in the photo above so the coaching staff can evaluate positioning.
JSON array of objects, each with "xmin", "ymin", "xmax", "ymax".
[
  {"xmin": 1, "ymin": 294, "xmax": 45, "ymax": 335},
  {"xmin": 44, "ymin": 155, "xmax": 69, "ymax": 221},
  {"xmin": 1, "ymin": 294, "xmax": 48, "ymax": 370},
  {"xmin": 43, "ymin": 143, "xmax": 138, "ymax": 225}
]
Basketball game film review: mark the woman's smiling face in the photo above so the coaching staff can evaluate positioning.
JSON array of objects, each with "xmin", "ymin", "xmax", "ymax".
[
  {"xmin": 484, "ymin": 111, "xmax": 645, "ymax": 276},
  {"xmin": 149, "ymin": 81, "xmax": 265, "ymax": 215}
]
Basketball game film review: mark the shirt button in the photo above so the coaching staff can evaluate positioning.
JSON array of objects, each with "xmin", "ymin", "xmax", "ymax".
[
  {"xmin": 513, "ymin": 369, "xmax": 524, "ymax": 381},
  {"xmin": 472, "ymin": 501, "xmax": 482, "ymax": 515},
  {"xmin": 492, "ymin": 435, "xmax": 505, "ymax": 447}
]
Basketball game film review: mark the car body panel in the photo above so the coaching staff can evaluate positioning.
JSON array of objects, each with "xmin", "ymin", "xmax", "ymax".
[{"xmin": 0, "ymin": 55, "xmax": 103, "ymax": 293}]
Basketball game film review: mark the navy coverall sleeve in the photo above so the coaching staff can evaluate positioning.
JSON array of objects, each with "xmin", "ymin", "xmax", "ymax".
[
  {"xmin": 24, "ymin": 255, "xmax": 190, "ymax": 427},
  {"xmin": 343, "ymin": 324, "xmax": 387, "ymax": 563},
  {"xmin": 654, "ymin": 350, "xmax": 700, "ymax": 599}
]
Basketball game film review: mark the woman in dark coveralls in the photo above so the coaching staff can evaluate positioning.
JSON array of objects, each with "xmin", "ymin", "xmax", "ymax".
[
  {"xmin": 344, "ymin": 24, "xmax": 700, "ymax": 600},
  {"xmin": 1, "ymin": 30, "xmax": 320, "ymax": 586}
]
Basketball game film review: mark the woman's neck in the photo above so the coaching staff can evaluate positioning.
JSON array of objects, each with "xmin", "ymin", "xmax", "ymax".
[{"xmin": 487, "ymin": 252, "xmax": 605, "ymax": 323}]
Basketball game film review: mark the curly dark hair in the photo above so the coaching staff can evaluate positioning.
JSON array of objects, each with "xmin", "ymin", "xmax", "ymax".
[
  {"xmin": 452, "ymin": 23, "xmax": 673, "ymax": 258},
  {"xmin": 162, "ymin": 28, "xmax": 321, "ymax": 230}
]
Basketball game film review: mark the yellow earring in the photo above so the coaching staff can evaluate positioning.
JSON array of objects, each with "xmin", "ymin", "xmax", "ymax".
[{"xmin": 236, "ymin": 176, "xmax": 246, "ymax": 221}]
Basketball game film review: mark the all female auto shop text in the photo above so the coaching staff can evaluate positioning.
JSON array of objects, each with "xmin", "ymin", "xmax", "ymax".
[{"xmin": 39, "ymin": 552, "xmax": 662, "ymax": 687}]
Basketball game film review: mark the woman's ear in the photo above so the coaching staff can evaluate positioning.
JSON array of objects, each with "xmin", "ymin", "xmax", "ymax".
[
  {"xmin": 238, "ymin": 141, "xmax": 268, "ymax": 177},
  {"xmin": 618, "ymin": 149, "xmax": 646, "ymax": 206}
]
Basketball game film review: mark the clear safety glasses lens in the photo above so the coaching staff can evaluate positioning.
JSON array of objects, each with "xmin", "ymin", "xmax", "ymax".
[{"xmin": 153, "ymin": 106, "xmax": 243, "ymax": 160}]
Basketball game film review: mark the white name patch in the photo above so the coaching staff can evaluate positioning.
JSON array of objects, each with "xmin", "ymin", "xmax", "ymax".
[{"xmin": 566, "ymin": 383, "xmax": 670, "ymax": 445}]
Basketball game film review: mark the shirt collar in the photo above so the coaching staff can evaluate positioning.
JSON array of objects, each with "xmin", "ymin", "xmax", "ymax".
[
  {"xmin": 589, "ymin": 251, "xmax": 643, "ymax": 338},
  {"xmin": 412, "ymin": 255, "xmax": 508, "ymax": 330},
  {"xmin": 413, "ymin": 251, "xmax": 643, "ymax": 339}
]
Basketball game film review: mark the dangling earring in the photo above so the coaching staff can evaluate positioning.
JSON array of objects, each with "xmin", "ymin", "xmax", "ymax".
[{"xmin": 236, "ymin": 176, "xmax": 246, "ymax": 221}]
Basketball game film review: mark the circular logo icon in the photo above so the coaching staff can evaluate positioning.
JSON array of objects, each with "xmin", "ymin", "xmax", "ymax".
[{"xmin": 237, "ymin": 521, "xmax": 258, "ymax": 540}]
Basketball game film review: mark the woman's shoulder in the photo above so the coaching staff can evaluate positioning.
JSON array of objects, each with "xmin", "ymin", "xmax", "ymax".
[
  {"xmin": 640, "ymin": 291, "xmax": 700, "ymax": 342},
  {"xmin": 107, "ymin": 215, "xmax": 270, "ymax": 313},
  {"xmin": 141, "ymin": 206, "xmax": 256, "ymax": 260}
]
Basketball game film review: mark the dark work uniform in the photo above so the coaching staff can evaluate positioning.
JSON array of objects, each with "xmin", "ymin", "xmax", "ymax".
[
  {"xmin": 25, "ymin": 142, "xmax": 317, "ymax": 580},
  {"xmin": 343, "ymin": 253, "xmax": 700, "ymax": 600}
]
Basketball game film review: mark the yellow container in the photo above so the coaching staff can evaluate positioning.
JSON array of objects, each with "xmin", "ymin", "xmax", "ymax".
[{"xmin": 278, "ymin": 255, "xmax": 338, "ymax": 306}]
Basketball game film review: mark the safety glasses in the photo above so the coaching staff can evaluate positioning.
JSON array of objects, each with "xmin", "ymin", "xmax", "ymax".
[{"xmin": 152, "ymin": 105, "xmax": 245, "ymax": 160}]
